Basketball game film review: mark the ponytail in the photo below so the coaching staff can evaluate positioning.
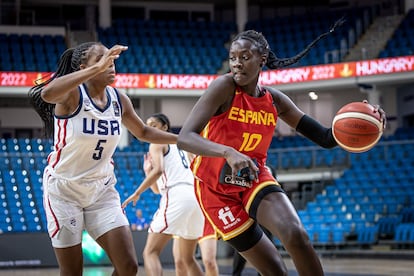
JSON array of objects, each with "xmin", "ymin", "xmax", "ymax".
[
  {"xmin": 232, "ymin": 17, "xmax": 345, "ymax": 70},
  {"xmin": 266, "ymin": 17, "xmax": 345, "ymax": 69},
  {"xmin": 28, "ymin": 42, "xmax": 101, "ymax": 138}
]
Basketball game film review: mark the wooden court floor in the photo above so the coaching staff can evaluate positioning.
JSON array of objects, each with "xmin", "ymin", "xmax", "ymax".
[{"xmin": 0, "ymin": 256, "xmax": 413, "ymax": 276}]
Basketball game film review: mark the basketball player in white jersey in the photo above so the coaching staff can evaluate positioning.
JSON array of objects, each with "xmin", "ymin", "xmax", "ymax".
[
  {"xmin": 122, "ymin": 113, "xmax": 205, "ymax": 276},
  {"xmin": 28, "ymin": 42, "xmax": 177, "ymax": 275}
]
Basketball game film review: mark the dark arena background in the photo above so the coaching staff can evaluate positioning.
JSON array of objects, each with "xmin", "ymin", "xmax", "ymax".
[{"xmin": 1, "ymin": 0, "xmax": 414, "ymax": 275}]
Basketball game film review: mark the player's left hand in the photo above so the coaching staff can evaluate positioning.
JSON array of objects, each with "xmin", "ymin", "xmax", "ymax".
[
  {"xmin": 143, "ymin": 152, "xmax": 153, "ymax": 176},
  {"xmin": 363, "ymin": 100, "xmax": 387, "ymax": 130}
]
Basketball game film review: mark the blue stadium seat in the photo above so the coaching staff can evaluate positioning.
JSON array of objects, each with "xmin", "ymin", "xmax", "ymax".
[
  {"xmin": 357, "ymin": 225, "xmax": 378, "ymax": 245},
  {"xmin": 332, "ymin": 225, "xmax": 347, "ymax": 244},
  {"xmin": 401, "ymin": 207, "xmax": 414, "ymax": 223},
  {"xmin": 377, "ymin": 216, "xmax": 401, "ymax": 237},
  {"xmin": 394, "ymin": 223, "xmax": 414, "ymax": 243}
]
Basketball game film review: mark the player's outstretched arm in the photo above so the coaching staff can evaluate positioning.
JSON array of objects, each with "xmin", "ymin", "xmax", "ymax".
[{"xmin": 119, "ymin": 92, "xmax": 177, "ymax": 144}]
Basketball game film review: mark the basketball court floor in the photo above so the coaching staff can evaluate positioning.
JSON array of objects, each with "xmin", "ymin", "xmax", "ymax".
[{"xmin": 0, "ymin": 256, "xmax": 413, "ymax": 276}]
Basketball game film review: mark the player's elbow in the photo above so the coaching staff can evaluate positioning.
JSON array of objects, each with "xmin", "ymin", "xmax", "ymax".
[
  {"xmin": 322, "ymin": 143, "xmax": 337, "ymax": 149},
  {"xmin": 177, "ymin": 132, "xmax": 189, "ymax": 151},
  {"xmin": 40, "ymin": 88, "xmax": 57, "ymax": 103},
  {"xmin": 151, "ymin": 168, "xmax": 163, "ymax": 177}
]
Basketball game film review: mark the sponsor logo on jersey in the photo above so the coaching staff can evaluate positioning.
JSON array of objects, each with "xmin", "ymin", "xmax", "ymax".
[
  {"xmin": 223, "ymin": 175, "xmax": 252, "ymax": 187},
  {"xmin": 218, "ymin": 206, "xmax": 241, "ymax": 229},
  {"xmin": 218, "ymin": 206, "xmax": 235, "ymax": 225},
  {"xmin": 219, "ymin": 160, "xmax": 257, "ymax": 188},
  {"xmin": 83, "ymin": 99, "xmax": 92, "ymax": 111},
  {"xmin": 112, "ymin": 101, "xmax": 121, "ymax": 116}
]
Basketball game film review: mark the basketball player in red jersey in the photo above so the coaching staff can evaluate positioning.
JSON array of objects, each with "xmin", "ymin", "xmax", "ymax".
[{"xmin": 178, "ymin": 21, "xmax": 386, "ymax": 276}]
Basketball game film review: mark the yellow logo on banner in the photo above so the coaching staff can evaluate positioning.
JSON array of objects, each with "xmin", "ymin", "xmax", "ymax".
[
  {"xmin": 340, "ymin": 64, "xmax": 353, "ymax": 77},
  {"xmin": 145, "ymin": 75, "xmax": 156, "ymax": 88}
]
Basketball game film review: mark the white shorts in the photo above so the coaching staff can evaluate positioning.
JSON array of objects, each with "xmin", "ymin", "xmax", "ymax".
[
  {"xmin": 149, "ymin": 184, "xmax": 204, "ymax": 240},
  {"xmin": 43, "ymin": 167, "xmax": 129, "ymax": 248}
]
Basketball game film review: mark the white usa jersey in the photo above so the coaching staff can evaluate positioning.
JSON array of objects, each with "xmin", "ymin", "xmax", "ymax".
[
  {"xmin": 47, "ymin": 84, "xmax": 122, "ymax": 181},
  {"xmin": 156, "ymin": 144, "xmax": 195, "ymax": 194}
]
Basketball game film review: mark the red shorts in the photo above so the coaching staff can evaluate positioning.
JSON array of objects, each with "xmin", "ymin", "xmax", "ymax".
[
  {"xmin": 198, "ymin": 217, "xmax": 218, "ymax": 243},
  {"xmin": 194, "ymin": 168, "xmax": 280, "ymax": 241}
]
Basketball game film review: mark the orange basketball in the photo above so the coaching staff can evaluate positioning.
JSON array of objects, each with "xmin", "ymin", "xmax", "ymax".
[{"xmin": 332, "ymin": 102, "xmax": 383, "ymax": 153}]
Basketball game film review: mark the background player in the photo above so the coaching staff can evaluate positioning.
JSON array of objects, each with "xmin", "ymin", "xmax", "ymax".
[
  {"xmin": 198, "ymin": 219, "xmax": 219, "ymax": 276},
  {"xmin": 122, "ymin": 113, "xmax": 204, "ymax": 276}
]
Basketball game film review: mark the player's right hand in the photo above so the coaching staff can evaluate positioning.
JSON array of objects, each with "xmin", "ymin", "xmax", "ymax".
[
  {"xmin": 121, "ymin": 192, "xmax": 141, "ymax": 208},
  {"xmin": 224, "ymin": 148, "xmax": 259, "ymax": 182},
  {"xmin": 97, "ymin": 44, "xmax": 128, "ymax": 73}
]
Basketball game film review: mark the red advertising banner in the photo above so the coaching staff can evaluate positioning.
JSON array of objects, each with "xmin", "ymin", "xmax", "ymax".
[{"xmin": 1, "ymin": 56, "xmax": 414, "ymax": 89}]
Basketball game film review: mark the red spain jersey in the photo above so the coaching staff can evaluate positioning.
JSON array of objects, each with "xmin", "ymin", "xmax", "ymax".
[{"xmin": 192, "ymin": 86, "xmax": 278, "ymax": 194}]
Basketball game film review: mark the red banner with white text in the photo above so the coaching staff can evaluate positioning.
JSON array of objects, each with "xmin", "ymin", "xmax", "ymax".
[{"xmin": 1, "ymin": 56, "xmax": 414, "ymax": 89}]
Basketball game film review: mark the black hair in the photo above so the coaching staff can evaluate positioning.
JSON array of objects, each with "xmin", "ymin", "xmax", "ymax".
[
  {"xmin": 28, "ymin": 42, "xmax": 102, "ymax": 138},
  {"xmin": 149, "ymin": 113, "xmax": 171, "ymax": 132},
  {"xmin": 232, "ymin": 17, "xmax": 345, "ymax": 69}
]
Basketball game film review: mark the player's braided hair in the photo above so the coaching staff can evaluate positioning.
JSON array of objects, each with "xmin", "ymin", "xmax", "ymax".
[
  {"xmin": 149, "ymin": 113, "xmax": 171, "ymax": 132},
  {"xmin": 28, "ymin": 42, "xmax": 102, "ymax": 138},
  {"xmin": 232, "ymin": 17, "xmax": 345, "ymax": 69}
]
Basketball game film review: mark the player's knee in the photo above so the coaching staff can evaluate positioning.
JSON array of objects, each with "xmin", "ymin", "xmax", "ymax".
[
  {"xmin": 283, "ymin": 223, "xmax": 311, "ymax": 248},
  {"xmin": 60, "ymin": 266, "xmax": 83, "ymax": 276},
  {"xmin": 113, "ymin": 258, "xmax": 138, "ymax": 276},
  {"xmin": 142, "ymin": 250, "xmax": 153, "ymax": 263},
  {"xmin": 143, "ymin": 246, "xmax": 160, "ymax": 260},
  {"xmin": 175, "ymin": 254, "xmax": 199, "ymax": 273},
  {"xmin": 256, "ymin": 254, "xmax": 288, "ymax": 276},
  {"xmin": 227, "ymin": 222, "xmax": 263, "ymax": 252},
  {"xmin": 174, "ymin": 257, "xmax": 186, "ymax": 272},
  {"xmin": 260, "ymin": 265, "xmax": 288, "ymax": 276},
  {"xmin": 202, "ymin": 257, "xmax": 217, "ymax": 271}
]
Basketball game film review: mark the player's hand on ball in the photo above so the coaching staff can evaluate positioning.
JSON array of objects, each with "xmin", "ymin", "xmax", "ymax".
[
  {"xmin": 333, "ymin": 101, "xmax": 383, "ymax": 153},
  {"xmin": 362, "ymin": 100, "xmax": 387, "ymax": 130}
]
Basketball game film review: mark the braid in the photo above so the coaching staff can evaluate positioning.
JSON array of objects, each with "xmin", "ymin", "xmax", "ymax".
[
  {"xmin": 28, "ymin": 48, "xmax": 75, "ymax": 138},
  {"xmin": 29, "ymin": 87, "xmax": 55, "ymax": 138},
  {"xmin": 28, "ymin": 41, "xmax": 102, "ymax": 138},
  {"xmin": 234, "ymin": 17, "xmax": 345, "ymax": 69}
]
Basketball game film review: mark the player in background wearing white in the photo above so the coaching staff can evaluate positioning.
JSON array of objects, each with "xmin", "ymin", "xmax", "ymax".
[
  {"xmin": 122, "ymin": 113, "xmax": 205, "ymax": 276},
  {"xmin": 28, "ymin": 42, "xmax": 177, "ymax": 275}
]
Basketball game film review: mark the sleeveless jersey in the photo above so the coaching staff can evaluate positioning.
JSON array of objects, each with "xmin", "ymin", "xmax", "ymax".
[
  {"xmin": 192, "ymin": 86, "xmax": 278, "ymax": 193},
  {"xmin": 47, "ymin": 84, "xmax": 122, "ymax": 181},
  {"xmin": 156, "ymin": 144, "xmax": 194, "ymax": 195},
  {"xmin": 157, "ymin": 144, "xmax": 194, "ymax": 194}
]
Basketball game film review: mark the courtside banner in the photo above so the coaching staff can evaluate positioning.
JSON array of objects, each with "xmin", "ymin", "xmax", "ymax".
[{"xmin": 1, "ymin": 55, "xmax": 414, "ymax": 89}]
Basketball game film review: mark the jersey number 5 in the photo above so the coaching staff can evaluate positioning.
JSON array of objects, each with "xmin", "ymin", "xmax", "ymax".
[{"xmin": 93, "ymin": 139, "xmax": 107, "ymax": 160}]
